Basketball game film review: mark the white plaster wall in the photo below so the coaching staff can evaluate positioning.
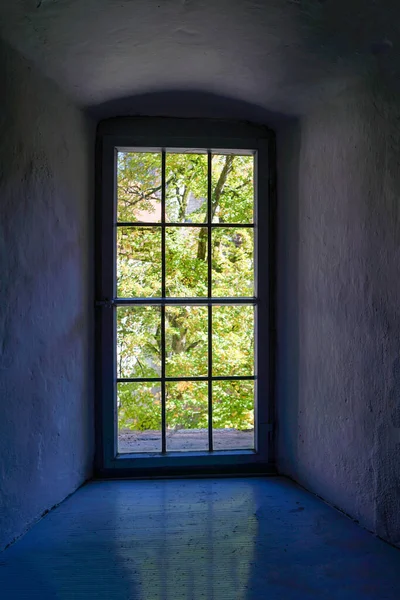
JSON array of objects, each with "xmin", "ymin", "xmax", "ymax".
[
  {"xmin": 277, "ymin": 80, "xmax": 400, "ymax": 546},
  {"xmin": 0, "ymin": 40, "xmax": 95, "ymax": 551}
]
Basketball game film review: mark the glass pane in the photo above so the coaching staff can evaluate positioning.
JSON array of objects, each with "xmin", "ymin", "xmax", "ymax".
[
  {"xmin": 166, "ymin": 381, "xmax": 208, "ymax": 451},
  {"xmin": 166, "ymin": 306, "xmax": 208, "ymax": 377},
  {"xmin": 118, "ymin": 382, "xmax": 162, "ymax": 453},
  {"xmin": 117, "ymin": 306, "xmax": 161, "ymax": 379},
  {"xmin": 212, "ymin": 380, "xmax": 254, "ymax": 450},
  {"xmin": 212, "ymin": 305, "xmax": 254, "ymax": 376},
  {"xmin": 117, "ymin": 227, "xmax": 161, "ymax": 297},
  {"xmin": 212, "ymin": 227, "xmax": 254, "ymax": 297},
  {"xmin": 117, "ymin": 152, "xmax": 161, "ymax": 222},
  {"xmin": 166, "ymin": 227, "xmax": 208, "ymax": 296},
  {"xmin": 211, "ymin": 154, "xmax": 254, "ymax": 223},
  {"xmin": 166, "ymin": 153, "xmax": 207, "ymax": 223}
]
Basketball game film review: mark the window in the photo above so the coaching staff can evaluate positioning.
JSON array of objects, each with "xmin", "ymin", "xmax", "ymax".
[{"xmin": 96, "ymin": 119, "xmax": 274, "ymax": 475}]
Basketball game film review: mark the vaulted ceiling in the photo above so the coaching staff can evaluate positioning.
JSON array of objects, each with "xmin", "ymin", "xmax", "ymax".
[{"xmin": 0, "ymin": 0, "xmax": 398, "ymax": 120}]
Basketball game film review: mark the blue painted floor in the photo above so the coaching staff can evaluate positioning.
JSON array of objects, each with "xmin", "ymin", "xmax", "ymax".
[{"xmin": 1, "ymin": 477, "xmax": 400, "ymax": 599}]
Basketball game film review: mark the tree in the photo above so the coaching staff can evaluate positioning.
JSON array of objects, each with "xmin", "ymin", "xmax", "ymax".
[{"xmin": 116, "ymin": 151, "xmax": 254, "ymax": 433}]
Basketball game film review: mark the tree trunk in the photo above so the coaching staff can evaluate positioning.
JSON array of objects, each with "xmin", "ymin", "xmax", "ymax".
[{"xmin": 197, "ymin": 155, "xmax": 234, "ymax": 260}]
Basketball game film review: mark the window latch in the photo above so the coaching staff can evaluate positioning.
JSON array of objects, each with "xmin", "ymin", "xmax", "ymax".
[{"xmin": 96, "ymin": 299, "xmax": 115, "ymax": 308}]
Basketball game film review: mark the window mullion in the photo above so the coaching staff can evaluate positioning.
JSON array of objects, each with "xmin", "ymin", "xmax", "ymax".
[
  {"xmin": 113, "ymin": 297, "xmax": 256, "ymax": 305},
  {"xmin": 207, "ymin": 151, "xmax": 213, "ymax": 452},
  {"xmin": 161, "ymin": 149, "xmax": 166, "ymax": 453}
]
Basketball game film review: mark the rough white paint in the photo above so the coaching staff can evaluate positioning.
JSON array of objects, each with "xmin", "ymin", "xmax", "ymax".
[
  {"xmin": 0, "ymin": 0, "xmax": 397, "ymax": 117},
  {"xmin": 0, "ymin": 39, "xmax": 95, "ymax": 551},
  {"xmin": 277, "ymin": 78, "xmax": 400, "ymax": 547}
]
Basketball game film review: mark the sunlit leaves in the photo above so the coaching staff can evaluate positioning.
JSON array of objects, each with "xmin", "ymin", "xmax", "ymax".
[
  {"xmin": 166, "ymin": 381, "xmax": 208, "ymax": 449},
  {"xmin": 117, "ymin": 307, "xmax": 161, "ymax": 378},
  {"xmin": 212, "ymin": 154, "xmax": 253, "ymax": 223},
  {"xmin": 213, "ymin": 381, "xmax": 254, "ymax": 437},
  {"xmin": 117, "ymin": 152, "xmax": 162, "ymax": 222},
  {"xmin": 166, "ymin": 153, "xmax": 207, "ymax": 223},
  {"xmin": 165, "ymin": 227, "xmax": 208, "ymax": 296},
  {"xmin": 212, "ymin": 306, "xmax": 254, "ymax": 376},
  {"xmin": 117, "ymin": 227, "xmax": 161, "ymax": 297},
  {"xmin": 165, "ymin": 306, "xmax": 208, "ymax": 377},
  {"xmin": 212, "ymin": 228, "xmax": 254, "ymax": 297},
  {"xmin": 118, "ymin": 382, "xmax": 162, "ymax": 436}
]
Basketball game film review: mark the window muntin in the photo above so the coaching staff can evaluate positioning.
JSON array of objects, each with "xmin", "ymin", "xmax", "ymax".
[{"xmin": 115, "ymin": 149, "xmax": 256, "ymax": 454}]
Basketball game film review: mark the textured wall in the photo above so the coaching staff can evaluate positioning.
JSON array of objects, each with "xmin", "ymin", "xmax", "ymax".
[
  {"xmin": 0, "ymin": 0, "xmax": 373, "ymax": 116},
  {"xmin": 0, "ymin": 40, "xmax": 95, "ymax": 551},
  {"xmin": 277, "ymin": 80, "xmax": 400, "ymax": 546}
]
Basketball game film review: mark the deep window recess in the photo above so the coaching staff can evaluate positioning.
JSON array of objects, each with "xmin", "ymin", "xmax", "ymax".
[{"xmin": 96, "ymin": 119, "xmax": 274, "ymax": 475}]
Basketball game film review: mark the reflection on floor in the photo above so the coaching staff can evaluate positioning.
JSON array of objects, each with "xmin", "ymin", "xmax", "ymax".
[
  {"xmin": 118, "ymin": 428, "xmax": 254, "ymax": 453},
  {"xmin": 2, "ymin": 477, "xmax": 400, "ymax": 599}
]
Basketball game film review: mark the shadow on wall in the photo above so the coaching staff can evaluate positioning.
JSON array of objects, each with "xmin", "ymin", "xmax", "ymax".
[
  {"xmin": 87, "ymin": 88, "xmax": 290, "ymax": 127},
  {"xmin": 275, "ymin": 119, "xmax": 301, "ymax": 475}
]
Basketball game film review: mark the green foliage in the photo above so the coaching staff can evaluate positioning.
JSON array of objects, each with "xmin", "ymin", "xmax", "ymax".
[
  {"xmin": 166, "ymin": 381, "xmax": 208, "ymax": 430},
  {"xmin": 166, "ymin": 153, "xmax": 208, "ymax": 222},
  {"xmin": 116, "ymin": 151, "xmax": 255, "ymax": 433},
  {"xmin": 165, "ymin": 227, "xmax": 208, "ymax": 296},
  {"xmin": 212, "ymin": 381, "xmax": 254, "ymax": 430},
  {"xmin": 118, "ymin": 382, "xmax": 161, "ymax": 432}
]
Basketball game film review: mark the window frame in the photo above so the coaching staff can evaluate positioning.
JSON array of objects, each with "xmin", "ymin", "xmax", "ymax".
[{"xmin": 95, "ymin": 117, "xmax": 275, "ymax": 477}]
